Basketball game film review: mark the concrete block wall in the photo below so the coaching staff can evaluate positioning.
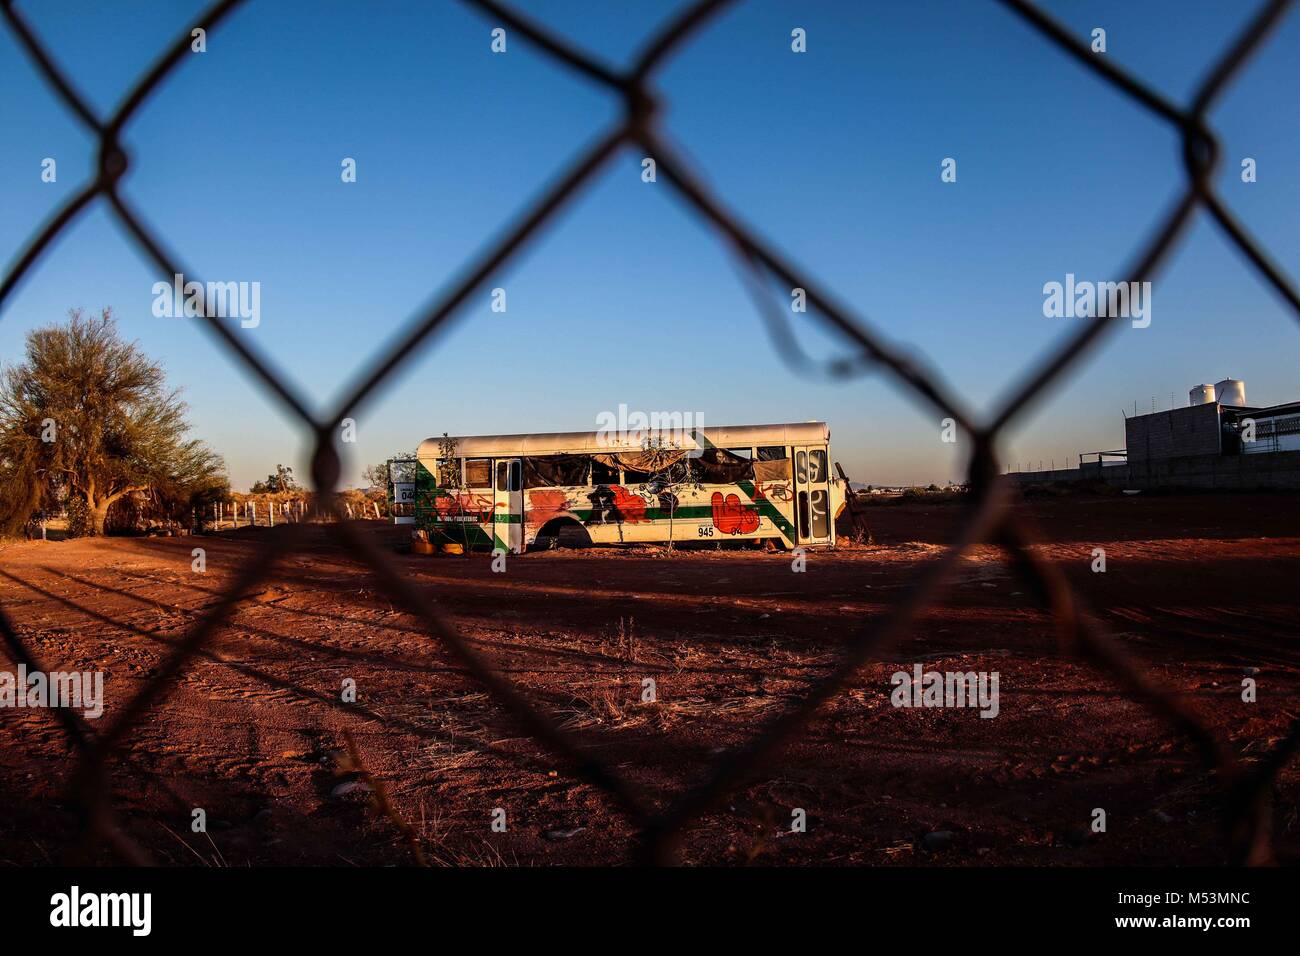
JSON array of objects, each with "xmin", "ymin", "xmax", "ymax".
[
  {"xmin": 1125, "ymin": 403, "xmax": 1222, "ymax": 462},
  {"xmin": 1128, "ymin": 449, "xmax": 1300, "ymax": 490},
  {"xmin": 1009, "ymin": 450, "xmax": 1300, "ymax": 490}
]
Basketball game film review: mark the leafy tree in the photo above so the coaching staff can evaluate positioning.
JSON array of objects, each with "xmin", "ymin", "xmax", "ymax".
[
  {"xmin": 637, "ymin": 434, "xmax": 702, "ymax": 551},
  {"xmin": 0, "ymin": 308, "xmax": 226, "ymax": 536},
  {"xmin": 363, "ymin": 452, "xmax": 416, "ymax": 489},
  {"xmin": 251, "ymin": 464, "xmax": 297, "ymax": 494}
]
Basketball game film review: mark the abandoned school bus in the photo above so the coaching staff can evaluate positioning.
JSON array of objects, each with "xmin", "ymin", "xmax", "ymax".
[{"xmin": 411, "ymin": 421, "xmax": 845, "ymax": 554}]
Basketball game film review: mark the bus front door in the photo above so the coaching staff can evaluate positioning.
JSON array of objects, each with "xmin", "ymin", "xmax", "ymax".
[
  {"xmin": 793, "ymin": 446, "xmax": 832, "ymax": 546},
  {"xmin": 494, "ymin": 458, "xmax": 523, "ymax": 554}
]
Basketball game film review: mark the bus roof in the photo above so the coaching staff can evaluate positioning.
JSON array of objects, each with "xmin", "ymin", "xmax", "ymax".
[{"xmin": 416, "ymin": 421, "xmax": 830, "ymax": 460}]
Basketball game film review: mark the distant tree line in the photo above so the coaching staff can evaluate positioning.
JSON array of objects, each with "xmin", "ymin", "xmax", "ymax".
[{"xmin": 250, "ymin": 464, "xmax": 297, "ymax": 494}]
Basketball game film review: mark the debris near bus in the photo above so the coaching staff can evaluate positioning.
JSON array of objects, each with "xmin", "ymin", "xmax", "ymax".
[{"xmin": 833, "ymin": 461, "xmax": 874, "ymax": 545}]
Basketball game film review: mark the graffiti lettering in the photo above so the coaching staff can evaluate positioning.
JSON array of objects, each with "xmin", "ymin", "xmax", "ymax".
[
  {"xmin": 711, "ymin": 491, "xmax": 759, "ymax": 535},
  {"xmin": 433, "ymin": 491, "xmax": 494, "ymax": 523},
  {"xmin": 756, "ymin": 481, "xmax": 792, "ymax": 503}
]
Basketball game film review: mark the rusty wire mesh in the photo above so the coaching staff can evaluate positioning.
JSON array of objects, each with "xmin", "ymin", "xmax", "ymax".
[{"xmin": 2, "ymin": 0, "xmax": 1299, "ymax": 866}]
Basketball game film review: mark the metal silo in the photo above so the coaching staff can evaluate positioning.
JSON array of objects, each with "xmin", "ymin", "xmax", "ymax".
[
  {"xmin": 1214, "ymin": 378, "xmax": 1247, "ymax": 406},
  {"xmin": 1189, "ymin": 384, "xmax": 1216, "ymax": 406}
]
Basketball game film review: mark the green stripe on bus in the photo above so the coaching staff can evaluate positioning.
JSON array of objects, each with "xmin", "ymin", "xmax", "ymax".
[
  {"xmin": 428, "ymin": 500, "xmax": 792, "ymax": 538},
  {"xmin": 737, "ymin": 479, "xmax": 796, "ymax": 538}
]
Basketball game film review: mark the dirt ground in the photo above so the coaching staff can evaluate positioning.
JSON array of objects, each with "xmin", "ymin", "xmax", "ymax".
[{"xmin": 1, "ymin": 492, "xmax": 1297, "ymax": 866}]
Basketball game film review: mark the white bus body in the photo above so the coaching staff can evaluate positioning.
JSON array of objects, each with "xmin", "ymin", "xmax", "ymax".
[{"xmin": 411, "ymin": 421, "xmax": 844, "ymax": 554}]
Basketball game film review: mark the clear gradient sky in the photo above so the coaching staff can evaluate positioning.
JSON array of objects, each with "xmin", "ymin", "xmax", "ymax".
[{"xmin": 3, "ymin": 0, "xmax": 1298, "ymax": 490}]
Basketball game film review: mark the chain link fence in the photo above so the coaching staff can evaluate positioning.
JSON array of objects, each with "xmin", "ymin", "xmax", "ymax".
[{"xmin": 2, "ymin": 0, "xmax": 1298, "ymax": 865}]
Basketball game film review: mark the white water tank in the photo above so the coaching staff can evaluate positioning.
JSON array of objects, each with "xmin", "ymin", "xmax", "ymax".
[
  {"xmin": 1189, "ymin": 384, "xmax": 1216, "ymax": 406},
  {"xmin": 1214, "ymin": 378, "xmax": 1246, "ymax": 406}
]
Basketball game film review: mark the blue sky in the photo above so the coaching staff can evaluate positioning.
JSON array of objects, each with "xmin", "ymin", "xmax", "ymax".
[{"xmin": 3, "ymin": 0, "xmax": 1298, "ymax": 489}]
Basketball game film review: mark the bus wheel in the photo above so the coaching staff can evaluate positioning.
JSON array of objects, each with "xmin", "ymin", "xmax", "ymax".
[{"xmin": 531, "ymin": 518, "xmax": 592, "ymax": 551}]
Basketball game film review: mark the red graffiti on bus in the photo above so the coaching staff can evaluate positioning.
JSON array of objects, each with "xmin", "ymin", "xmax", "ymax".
[
  {"xmin": 433, "ymin": 491, "xmax": 494, "ymax": 522},
  {"xmin": 610, "ymin": 486, "xmax": 648, "ymax": 523},
  {"xmin": 527, "ymin": 489, "xmax": 570, "ymax": 528},
  {"xmin": 711, "ymin": 492, "xmax": 758, "ymax": 535}
]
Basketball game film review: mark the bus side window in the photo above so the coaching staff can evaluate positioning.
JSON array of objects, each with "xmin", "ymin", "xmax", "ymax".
[
  {"xmin": 465, "ymin": 459, "xmax": 491, "ymax": 489},
  {"xmin": 590, "ymin": 458, "xmax": 619, "ymax": 485},
  {"xmin": 438, "ymin": 458, "xmax": 461, "ymax": 487},
  {"xmin": 753, "ymin": 446, "xmax": 791, "ymax": 481}
]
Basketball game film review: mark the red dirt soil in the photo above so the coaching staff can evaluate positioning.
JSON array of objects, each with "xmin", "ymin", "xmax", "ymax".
[{"xmin": 1, "ymin": 492, "xmax": 1297, "ymax": 866}]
